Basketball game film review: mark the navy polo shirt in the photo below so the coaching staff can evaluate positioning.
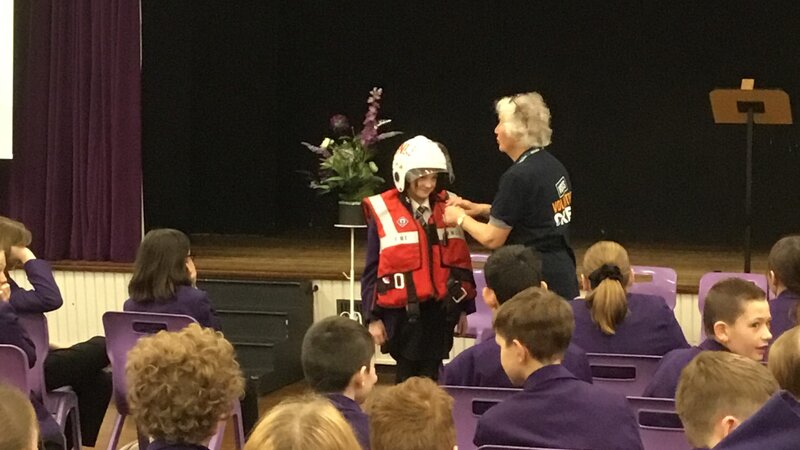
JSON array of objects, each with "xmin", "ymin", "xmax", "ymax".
[{"xmin": 490, "ymin": 148, "xmax": 573, "ymax": 252}]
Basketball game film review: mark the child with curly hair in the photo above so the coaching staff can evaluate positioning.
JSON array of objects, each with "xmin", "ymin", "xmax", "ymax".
[{"xmin": 125, "ymin": 323, "xmax": 245, "ymax": 450}]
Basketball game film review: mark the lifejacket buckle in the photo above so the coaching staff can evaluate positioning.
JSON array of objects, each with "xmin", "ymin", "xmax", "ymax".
[{"xmin": 393, "ymin": 273, "xmax": 405, "ymax": 290}]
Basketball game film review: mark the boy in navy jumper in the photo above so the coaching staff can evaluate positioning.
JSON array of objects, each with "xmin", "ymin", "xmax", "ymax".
[
  {"xmin": 302, "ymin": 316, "xmax": 377, "ymax": 450},
  {"xmin": 675, "ymin": 351, "xmax": 780, "ymax": 449},
  {"xmin": 644, "ymin": 278, "xmax": 771, "ymax": 398},
  {"xmin": 441, "ymin": 245, "xmax": 591, "ymax": 386},
  {"xmin": 767, "ymin": 235, "xmax": 800, "ymax": 340},
  {"xmin": 473, "ymin": 288, "xmax": 643, "ymax": 449}
]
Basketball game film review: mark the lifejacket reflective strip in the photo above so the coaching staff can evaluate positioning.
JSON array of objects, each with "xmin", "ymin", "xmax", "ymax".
[
  {"xmin": 438, "ymin": 227, "xmax": 465, "ymax": 241},
  {"xmin": 368, "ymin": 194, "xmax": 421, "ymax": 250}
]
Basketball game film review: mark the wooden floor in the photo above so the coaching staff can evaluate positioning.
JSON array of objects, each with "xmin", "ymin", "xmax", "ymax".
[
  {"xmin": 51, "ymin": 230, "xmax": 769, "ymax": 294},
  {"xmin": 92, "ymin": 369, "xmax": 397, "ymax": 450}
]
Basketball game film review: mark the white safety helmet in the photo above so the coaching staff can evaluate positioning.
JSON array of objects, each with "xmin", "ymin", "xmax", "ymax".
[{"xmin": 392, "ymin": 135, "xmax": 450, "ymax": 192}]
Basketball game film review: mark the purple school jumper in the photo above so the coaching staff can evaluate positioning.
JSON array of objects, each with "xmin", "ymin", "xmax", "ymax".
[
  {"xmin": 123, "ymin": 285, "xmax": 222, "ymax": 331},
  {"xmin": 327, "ymin": 393, "xmax": 370, "ymax": 450},
  {"xmin": 643, "ymin": 339, "xmax": 728, "ymax": 398},
  {"xmin": 441, "ymin": 331, "xmax": 592, "ymax": 386},
  {"xmin": 570, "ymin": 292, "xmax": 689, "ymax": 356},
  {"xmin": 473, "ymin": 364, "xmax": 643, "ymax": 449},
  {"xmin": 147, "ymin": 440, "xmax": 210, "ymax": 450},
  {"xmin": 4, "ymin": 260, "xmax": 66, "ymax": 447},
  {"xmin": 769, "ymin": 290, "xmax": 799, "ymax": 342},
  {"xmin": 714, "ymin": 391, "xmax": 800, "ymax": 450}
]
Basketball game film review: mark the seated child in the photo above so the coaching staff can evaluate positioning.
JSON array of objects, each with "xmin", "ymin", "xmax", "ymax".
[
  {"xmin": 473, "ymin": 287, "xmax": 643, "ymax": 450},
  {"xmin": 769, "ymin": 325, "xmax": 800, "ymax": 397},
  {"xmin": 675, "ymin": 351, "xmax": 783, "ymax": 449},
  {"xmin": 124, "ymin": 228, "xmax": 220, "ymax": 330},
  {"xmin": 0, "ymin": 383, "xmax": 39, "ymax": 450},
  {"xmin": 301, "ymin": 316, "xmax": 377, "ymax": 449},
  {"xmin": 369, "ymin": 377, "xmax": 456, "ymax": 450},
  {"xmin": 123, "ymin": 228, "xmax": 258, "ymax": 433},
  {"xmin": 644, "ymin": 278, "xmax": 771, "ymax": 398},
  {"xmin": 126, "ymin": 323, "xmax": 245, "ymax": 450},
  {"xmin": 441, "ymin": 245, "xmax": 591, "ymax": 386},
  {"xmin": 1, "ymin": 216, "xmax": 111, "ymax": 448},
  {"xmin": 767, "ymin": 235, "xmax": 800, "ymax": 340},
  {"xmin": 571, "ymin": 241, "xmax": 689, "ymax": 355},
  {"xmin": 245, "ymin": 395, "xmax": 361, "ymax": 450}
]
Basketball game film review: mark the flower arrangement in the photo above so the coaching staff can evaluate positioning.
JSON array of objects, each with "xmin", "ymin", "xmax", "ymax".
[{"xmin": 300, "ymin": 88, "xmax": 402, "ymax": 202}]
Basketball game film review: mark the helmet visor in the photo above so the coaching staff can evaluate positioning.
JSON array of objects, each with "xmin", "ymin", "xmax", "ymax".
[{"xmin": 406, "ymin": 167, "xmax": 447, "ymax": 183}]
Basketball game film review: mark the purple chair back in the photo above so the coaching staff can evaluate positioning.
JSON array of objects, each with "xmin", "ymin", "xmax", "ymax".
[
  {"xmin": 470, "ymin": 253, "xmax": 490, "ymax": 264},
  {"xmin": 467, "ymin": 269, "xmax": 493, "ymax": 342},
  {"xmin": 697, "ymin": 272, "xmax": 769, "ymax": 313},
  {"xmin": 16, "ymin": 313, "xmax": 52, "ymax": 404},
  {"xmin": 102, "ymin": 311, "xmax": 196, "ymax": 415},
  {"xmin": 626, "ymin": 396, "xmax": 691, "ymax": 450},
  {"xmin": 586, "ymin": 353, "xmax": 662, "ymax": 397},
  {"xmin": 0, "ymin": 344, "xmax": 31, "ymax": 393},
  {"xmin": 444, "ymin": 385, "xmax": 520, "ymax": 450},
  {"xmin": 628, "ymin": 266, "xmax": 678, "ymax": 310}
]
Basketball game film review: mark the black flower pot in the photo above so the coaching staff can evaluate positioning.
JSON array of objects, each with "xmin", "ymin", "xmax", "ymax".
[{"xmin": 337, "ymin": 201, "xmax": 365, "ymax": 226}]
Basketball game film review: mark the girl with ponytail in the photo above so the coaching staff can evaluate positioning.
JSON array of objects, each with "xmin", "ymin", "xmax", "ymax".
[{"xmin": 570, "ymin": 241, "xmax": 689, "ymax": 355}]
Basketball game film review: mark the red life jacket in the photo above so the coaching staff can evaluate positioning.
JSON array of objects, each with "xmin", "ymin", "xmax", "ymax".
[{"xmin": 363, "ymin": 189, "xmax": 475, "ymax": 309}]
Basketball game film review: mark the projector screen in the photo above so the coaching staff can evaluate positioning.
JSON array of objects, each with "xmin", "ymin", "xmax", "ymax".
[{"xmin": 0, "ymin": 1, "xmax": 13, "ymax": 159}]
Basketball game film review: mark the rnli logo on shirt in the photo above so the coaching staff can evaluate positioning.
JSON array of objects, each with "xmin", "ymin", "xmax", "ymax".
[
  {"xmin": 555, "ymin": 176, "xmax": 568, "ymax": 196},
  {"xmin": 552, "ymin": 191, "xmax": 572, "ymax": 226},
  {"xmin": 397, "ymin": 216, "xmax": 409, "ymax": 228}
]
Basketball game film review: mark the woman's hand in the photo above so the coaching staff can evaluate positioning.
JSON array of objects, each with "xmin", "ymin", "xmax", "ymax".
[
  {"xmin": 444, "ymin": 205, "xmax": 466, "ymax": 227},
  {"xmin": 447, "ymin": 196, "xmax": 489, "ymax": 218},
  {"xmin": 368, "ymin": 320, "xmax": 387, "ymax": 346}
]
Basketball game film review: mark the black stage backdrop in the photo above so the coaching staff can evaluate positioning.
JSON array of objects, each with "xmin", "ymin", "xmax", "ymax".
[{"xmin": 142, "ymin": 1, "xmax": 800, "ymax": 247}]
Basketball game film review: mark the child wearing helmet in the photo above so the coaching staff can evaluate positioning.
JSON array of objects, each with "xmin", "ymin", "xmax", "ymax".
[{"xmin": 361, "ymin": 135, "xmax": 476, "ymax": 382}]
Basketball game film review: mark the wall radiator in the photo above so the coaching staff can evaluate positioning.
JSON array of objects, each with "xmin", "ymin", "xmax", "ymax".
[
  {"xmin": 9, "ymin": 271, "xmax": 704, "ymax": 361},
  {"xmin": 10, "ymin": 269, "xmax": 132, "ymax": 347}
]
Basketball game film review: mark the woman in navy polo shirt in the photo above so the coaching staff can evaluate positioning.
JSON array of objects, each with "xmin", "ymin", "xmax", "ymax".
[{"xmin": 444, "ymin": 91, "xmax": 579, "ymax": 300}]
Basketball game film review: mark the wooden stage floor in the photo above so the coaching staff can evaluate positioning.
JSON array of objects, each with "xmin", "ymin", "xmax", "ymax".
[{"xmin": 51, "ymin": 230, "xmax": 770, "ymax": 294}]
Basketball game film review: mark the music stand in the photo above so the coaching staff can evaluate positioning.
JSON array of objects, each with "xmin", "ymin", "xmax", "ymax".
[{"xmin": 709, "ymin": 80, "xmax": 792, "ymax": 272}]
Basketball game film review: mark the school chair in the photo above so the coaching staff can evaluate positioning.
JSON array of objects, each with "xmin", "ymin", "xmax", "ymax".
[
  {"xmin": 628, "ymin": 266, "xmax": 678, "ymax": 310},
  {"xmin": 17, "ymin": 313, "xmax": 82, "ymax": 450},
  {"xmin": 0, "ymin": 344, "xmax": 31, "ymax": 393},
  {"xmin": 444, "ymin": 385, "xmax": 521, "ymax": 450},
  {"xmin": 697, "ymin": 272, "xmax": 769, "ymax": 338},
  {"xmin": 102, "ymin": 311, "xmax": 246, "ymax": 450},
  {"xmin": 586, "ymin": 353, "xmax": 662, "ymax": 397},
  {"xmin": 470, "ymin": 252, "xmax": 490, "ymax": 264},
  {"xmin": 0, "ymin": 343, "xmax": 69, "ymax": 450},
  {"xmin": 626, "ymin": 396, "xmax": 692, "ymax": 450},
  {"xmin": 465, "ymin": 268, "xmax": 493, "ymax": 342}
]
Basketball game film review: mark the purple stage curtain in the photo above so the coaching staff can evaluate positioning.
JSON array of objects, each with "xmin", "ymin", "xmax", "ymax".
[{"xmin": 6, "ymin": 0, "xmax": 142, "ymax": 262}]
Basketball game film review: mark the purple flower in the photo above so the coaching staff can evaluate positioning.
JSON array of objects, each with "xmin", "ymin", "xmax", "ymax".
[{"xmin": 329, "ymin": 114, "xmax": 350, "ymax": 136}]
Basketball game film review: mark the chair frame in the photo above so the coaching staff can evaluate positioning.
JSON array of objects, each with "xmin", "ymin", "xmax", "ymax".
[
  {"xmin": 102, "ymin": 311, "xmax": 245, "ymax": 450},
  {"xmin": 444, "ymin": 385, "xmax": 521, "ymax": 450},
  {"xmin": 626, "ymin": 396, "xmax": 691, "ymax": 450},
  {"xmin": 585, "ymin": 353, "xmax": 662, "ymax": 397},
  {"xmin": 628, "ymin": 265, "xmax": 678, "ymax": 310},
  {"xmin": 17, "ymin": 313, "xmax": 82, "ymax": 450}
]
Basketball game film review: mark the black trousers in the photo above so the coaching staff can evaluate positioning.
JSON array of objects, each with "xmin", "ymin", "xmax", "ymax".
[
  {"xmin": 394, "ymin": 355, "xmax": 442, "ymax": 383},
  {"xmin": 540, "ymin": 248, "xmax": 580, "ymax": 300},
  {"xmin": 44, "ymin": 336, "xmax": 112, "ymax": 447}
]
